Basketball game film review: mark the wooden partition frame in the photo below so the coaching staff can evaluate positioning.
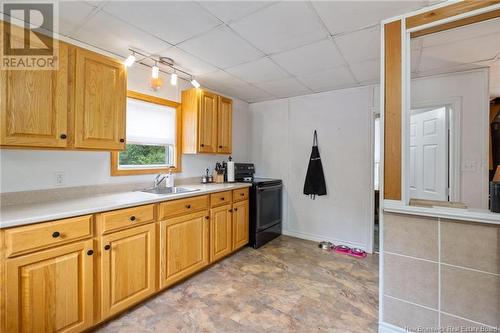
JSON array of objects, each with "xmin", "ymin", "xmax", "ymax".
[{"xmin": 382, "ymin": 1, "xmax": 500, "ymax": 201}]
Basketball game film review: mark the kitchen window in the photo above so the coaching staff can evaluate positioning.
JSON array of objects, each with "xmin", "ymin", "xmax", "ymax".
[{"xmin": 111, "ymin": 91, "xmax": 181, "ymax": 176}]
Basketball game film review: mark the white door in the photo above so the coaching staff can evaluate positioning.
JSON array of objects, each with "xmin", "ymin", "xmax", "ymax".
[{"xmin": 409, "ymin": 107, "xmax": 448, "ymax": 201}]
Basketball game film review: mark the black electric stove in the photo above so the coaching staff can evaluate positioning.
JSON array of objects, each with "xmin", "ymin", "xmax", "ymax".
[{"xmin": 235, "ymin": 163, "xmax": 283, "ymax": 248}]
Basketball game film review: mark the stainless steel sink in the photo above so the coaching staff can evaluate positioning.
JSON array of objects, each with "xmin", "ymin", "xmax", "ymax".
[{"xmin": 141, "ymin": 187, "xmax": 200, "ymax": 195}]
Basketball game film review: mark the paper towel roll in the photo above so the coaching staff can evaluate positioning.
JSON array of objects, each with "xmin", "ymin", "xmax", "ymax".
[{"xmin": 227, "ymin": 159, "xmax": 235, "ymax": 182}]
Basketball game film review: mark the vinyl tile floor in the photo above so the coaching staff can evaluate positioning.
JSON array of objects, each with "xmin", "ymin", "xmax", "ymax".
[{"xmin": 93, "ymin": 236, "xmax": 379, "ymax": 333}]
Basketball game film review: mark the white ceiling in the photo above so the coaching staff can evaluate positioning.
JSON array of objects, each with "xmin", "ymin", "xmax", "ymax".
[
  {"xmin": 412, "ymin": 18, "xmax": 500, "ymax": 98},
  {"xmin": 3, "ymin": 0, "xmax": 442, "ymax": 102}
]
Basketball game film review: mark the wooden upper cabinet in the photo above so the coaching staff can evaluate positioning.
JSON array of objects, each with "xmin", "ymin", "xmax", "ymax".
[
  {"xmin": 0, "ymin": 43, "xmax": 69, "ymax": 148},
  {"xmin": 181, "ymin": 88, "xmax": 232, "ymax": 154},
  {"xmin": 5, "ymin": 240, "xmax": 94, "ymax": 333},
  {"xmin": 74, "ymin": 48, "xmax": 127, "ymax": 150},
  {"xmin": 198, "ymin": 90, "xmax": 218, "ymax": 153},
  {"xmin": 217, "ymin": 96, "xmax": 232, "ymax": 154}
]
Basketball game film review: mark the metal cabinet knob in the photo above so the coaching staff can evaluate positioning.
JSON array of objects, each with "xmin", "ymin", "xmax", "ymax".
[
  {"xmin": 130, "ymin": 216, "xmax": 136, "ymax": 221},
  {"xmin": 60, "ymin": 134, "xmax": 67, "ymax": 139},
  {"xmin": 52, "ymin": 231, "xmax": 60, "ymax": 238},
  {"xmin": 120, "ymin": 138, "xmax": 125, "ymax": 143},
  {"xmin": 87, "ymin": 250, "xmax": 94, "ymax": 256},
  {"xmin": 104, "ymin": 245, "xmax": 111, "ymax": 251},
  {"xmin": 185, "ymin": 204, "xmax": 191, "ymax": 209}
]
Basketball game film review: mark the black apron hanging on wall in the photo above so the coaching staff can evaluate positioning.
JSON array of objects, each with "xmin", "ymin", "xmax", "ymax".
[{"xmin": 303, "ymin": 130, "xmax": 327, "ymax": 199}]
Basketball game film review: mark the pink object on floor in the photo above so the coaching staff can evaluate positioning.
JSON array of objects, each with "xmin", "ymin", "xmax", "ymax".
[{"xmin": 332, "ymin": 245, "xmax": 367, "ymax": 259}]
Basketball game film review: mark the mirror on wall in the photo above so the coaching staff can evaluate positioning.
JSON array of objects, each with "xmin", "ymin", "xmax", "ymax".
[{"xmin": 408, "ymin": 18, "xmax": 500, "ymax": 210}]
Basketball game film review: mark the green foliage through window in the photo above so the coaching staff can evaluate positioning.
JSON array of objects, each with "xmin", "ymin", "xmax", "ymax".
[{"xmin": 119, "ymin": 144, "xmax": 171, "ymax": 167}]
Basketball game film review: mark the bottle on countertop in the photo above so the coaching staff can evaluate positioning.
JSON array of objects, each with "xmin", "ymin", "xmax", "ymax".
[
  {"xmin": 165, "ymin": 166, "xmax": 175, "ymax": 188},
  {"xmin": 227, "ymin": 156, "xmax": 235, "ymax": 183}
]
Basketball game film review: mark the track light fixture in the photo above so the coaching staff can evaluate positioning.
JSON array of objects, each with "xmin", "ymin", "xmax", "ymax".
[
  {"xmin": 170, "ymin": 72, "xmax": 178, "ymax": 86},
  {"xmin": 124, "ymin": 52, "xmax": 136, "ymax": 67},
  {"xmin": 191, "ymin": 78, "xmax": 200, "ymax": 88},
  {"xmin": 152, "ymin": 62, "xmax": 159, "ymax": 79},
  {"xmin": 126, "ymin": 49, "xmax": 200, "ymax": 90}
]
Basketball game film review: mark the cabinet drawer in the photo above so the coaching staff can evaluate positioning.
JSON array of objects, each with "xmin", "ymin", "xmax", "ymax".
[
  {"xmin": 210, "ymin": 191, "xmax": 232, "ymax": 208},
  {"xmin": 233, "ymin": 188, "xmax": 249, "ymax": 202},
  {"xmin": 100, "ymin": 204, "xmax": 155, "ymax": 234},
  {"xmin": 159, "ymin": 195, "xmax": 209, "ymax": 219},
  {"xmin": 5, "ymin": 215, "xmax": 93, "ymax": 258}
]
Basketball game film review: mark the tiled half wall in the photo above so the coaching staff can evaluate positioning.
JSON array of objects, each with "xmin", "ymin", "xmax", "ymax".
[{"xmin": 383, "ymin": 213, "xmax": 499, "ymax": 331}]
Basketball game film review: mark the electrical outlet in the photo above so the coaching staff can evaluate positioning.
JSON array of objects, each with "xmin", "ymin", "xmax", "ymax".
[{"xmin": 54, "ymin": 172, "xmax": 66, "ymax": 186}]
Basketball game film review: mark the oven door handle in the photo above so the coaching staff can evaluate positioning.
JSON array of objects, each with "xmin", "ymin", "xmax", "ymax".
[{"xmin": 257, "ymin": 184, "xmax": 282, "ymax": 192}]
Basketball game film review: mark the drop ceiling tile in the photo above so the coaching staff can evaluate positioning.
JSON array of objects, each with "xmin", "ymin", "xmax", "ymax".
[
  {"xmin": 350, "ymin": 59, "xmax": 380, "ymax": 84},
  {"xmin": 297, "ymin": 66, "xmax": 356, "ymax": 92},
  {"xmin": 334, "ymin": 26, "xmax": 380, "ymax": 65},
  {"xmin": 420, "ymin": 17, "xmax": 500, "ymax": 48},
  {"xmin": 58, "ymin": 1, "xmax": 98, "ymax": 36},
  {"xmin": 177, "ymin": 25, "xmax": 263, "ymax": 69},
  {"xmin": 197, "ymin": 70, "xmax": 273, "ymax": 101},
  {"xmin": 197, "ymin": 1, "xmax": 276, "ymax": 24},
  {"xmin": 311, "ymin": 1, "xmax": 425, "ymax": 35},
  {"xmin": 258, "ymin": 77, "xmax": 311, "ymax": 98},
  {"xmin": 159, "ymin": 47, "xmax": 217, "ymax": 75},
  {"xmin": 230, "ymin": 1, "xmax": 328, "ymax": 54},
  {"xmin": 270, "ymin": 38, "xmax": 345, "ymax": 76},
  {"xmin": 419, "ymin": 33, "xmax": 500, "ymax": 72},
  {"xmin": 73, "ymin": 10, "xmax": 172, "ymax": 58},
  {"xmin": 102, "ymin": 1, "xmax": 221, "ymax": 44},
  {"xmin": 226, "ymin": 57, "xmax": 290, "ymax": 83}
]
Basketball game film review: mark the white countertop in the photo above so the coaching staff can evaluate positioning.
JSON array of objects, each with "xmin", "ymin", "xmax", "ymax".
[
  {"xmin": 383, "ymin": 200, "xmax": 500, "ymax": 225},
  {"xmin": 0, "ymin": 183, "xmax": 252, "ymax": 229}
]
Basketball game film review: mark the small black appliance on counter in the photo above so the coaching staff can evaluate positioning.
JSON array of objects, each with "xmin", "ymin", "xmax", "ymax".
[{"xmin": 235, "ymin": 163, "xmax": 283, "ymax": 248}]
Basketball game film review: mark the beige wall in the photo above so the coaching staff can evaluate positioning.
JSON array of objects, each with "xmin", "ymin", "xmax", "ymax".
[{"xmin": 382, "ymin": 213, "xmax": 499, "ymax": 331}]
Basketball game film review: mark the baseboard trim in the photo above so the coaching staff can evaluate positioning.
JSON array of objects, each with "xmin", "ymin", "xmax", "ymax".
[
  {"xmin": 282, "ymin": 229, "xmax": 369, "ymax": 252},
  {"xmin": 379, "ymin": 322, "xmax": 406, "ymax": 333}
]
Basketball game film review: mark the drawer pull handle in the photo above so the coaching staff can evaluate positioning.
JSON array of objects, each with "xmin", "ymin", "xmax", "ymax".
[
  {"xmin": 220, "ymin": 197, "xmax": 225, "ymax": 200},
  {"xmin": 185, "ymin": 204, "xmax": 191, "ymax": 209},
  {"xmin": 229, "ymin": 209, "xmax": 233, "ymax": 212},
  {"xmin": 52, "ymin": 231, "xmax": 60, "ymax": 238},
  {"xmin": 60, "ymin": 134, "xmax": 67, "ymax": 139},
  {"xmin": 104, "ymin": 245, "xmax": 111, "ymax": 251},
  {"xmin": 130, "ymin": 216, "xmax": 136, "ymax": 221},
  {"xmin": 87, "ymin": 250, "xmax": 94, "ymax": 256},
  {"xmin": 234, "ymin": 208, "xmax": 238, "ymax": 211},
  {"xmin": 240, "ymin": 193, "xmax": 245, "ymax": 196},
  {"xmin": 205, "ymin": 216, "xmax": 209, "ymax": 220},
  {"xmin": 218, "ymin": 145, "xmax": 222, "ymax": 149},
  {"xmin": 200, "ymin": 144, "xmax": 205, "ymax": 147},
  {"xmin": 120, "ymin": 138, "xmax": 125, "ymax": 143}
]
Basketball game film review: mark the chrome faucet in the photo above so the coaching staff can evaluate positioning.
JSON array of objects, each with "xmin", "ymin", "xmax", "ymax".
[{"xmin": 153, "ymin": 173, "xmax": 166, "ymax": 189}]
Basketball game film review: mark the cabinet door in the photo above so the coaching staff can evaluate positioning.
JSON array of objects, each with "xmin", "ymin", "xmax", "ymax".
[
  {"xmin": 210, "ymin": 205, "xmax": 232, "ymax": 262},
  {"xmin": 74, "ymin": 47, "xmax": 126, "ymax": 150},
  {"xmin": 100, "ymin": 224, "xmax": 156, "ymax": 320},
  {"xmin": 0, "ymin": 43, "xmax": 69, "ymax": 148},
  {"xmin": 5, "ymin": 240, "xmax": 93, "ymax": 333},
  {"xmin": 159, "ymin": 211, "xmax": 209, "ymax": 289},
  {"xmin": 217, "ymin": 96, "xmax": 232, "ymax": 154},
  {"xmin": 232, "ymin": 200, "xmax": 249, "ymax": 251},
  {"xmin": 198, "ymin": 91, "xmax": 218, "ymax": 153}
]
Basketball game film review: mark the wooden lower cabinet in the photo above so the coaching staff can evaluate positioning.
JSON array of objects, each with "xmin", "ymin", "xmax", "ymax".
[
  {"xmin": 210, "ymin": 205, "xmax": 233, "ymax": 263},
  {"xmin": 99, "ymin": 224, "xmax": 156, "ymax": 320},
  {"xmin": 4, "ymin": 240, "xmax": 94, "ymax": 333},
  {"xmin": 232, "ymin": 200, "xmax": 249, "ymax": 250},
  {"xmin": 159, "ymin": 210, "xmax": 210, "ymax": 289}
]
